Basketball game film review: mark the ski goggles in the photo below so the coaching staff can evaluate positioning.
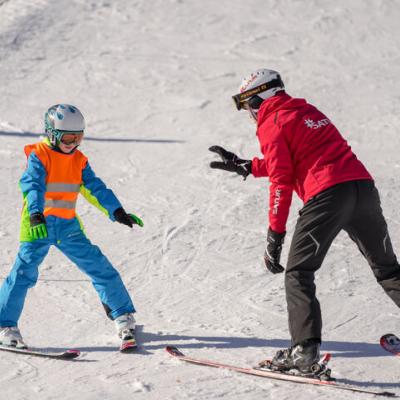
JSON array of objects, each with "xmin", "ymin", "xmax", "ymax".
[
  {"xmin": 232, "ymin": 77, "xmax": 284, "ymax": 110},
  {"xmin": 59, "ymin": 131, "xmax": 84, "ymax": 145}
]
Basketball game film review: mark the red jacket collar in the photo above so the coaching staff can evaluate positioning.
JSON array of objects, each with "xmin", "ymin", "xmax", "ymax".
[{"xmin": 257, "ymin": 92, "xmax": 307, "ymax": 125}]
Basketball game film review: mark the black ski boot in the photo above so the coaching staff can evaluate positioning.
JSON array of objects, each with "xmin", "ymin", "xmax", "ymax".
[{"xmin": 270, "ymin": 339, "xmax": 321, "ymax": 374}]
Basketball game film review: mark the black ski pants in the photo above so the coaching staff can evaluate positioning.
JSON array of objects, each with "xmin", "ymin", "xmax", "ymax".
[{"xmin": 286, "ymin": 180, "xmax": 400, "ymax": 345}]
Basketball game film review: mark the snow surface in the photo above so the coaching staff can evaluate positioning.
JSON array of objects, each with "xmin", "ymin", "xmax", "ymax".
[{"xmin": 1, "ymin": 0, "xmax": 400, "ymax": 399}]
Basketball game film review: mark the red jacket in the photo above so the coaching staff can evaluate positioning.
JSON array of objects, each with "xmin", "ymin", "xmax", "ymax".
[{"xmin": 251, "ymin": 92, "xmax": 372, "ymax": 233}]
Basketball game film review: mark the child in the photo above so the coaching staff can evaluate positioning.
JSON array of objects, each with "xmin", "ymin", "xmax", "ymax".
[{"xmin": 0, "ymin": 104, "xmax": 143, "ymax": 351}]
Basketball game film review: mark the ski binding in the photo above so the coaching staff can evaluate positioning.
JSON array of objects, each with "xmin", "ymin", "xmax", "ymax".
[{"xmin": 257, "ymin": 352, "xmax": 333, "ymax": 381}]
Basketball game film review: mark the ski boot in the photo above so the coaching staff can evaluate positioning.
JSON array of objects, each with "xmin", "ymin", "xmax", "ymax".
[
  {"xmin": 0, "ymin": 326, "xmax": 27, "ymax": 349},
  {"xmin": 265, "ymin": 339, "xmax": 332, "ymax": 379},
  {"xmin": 114, "ymin": 313, "xmax": 137, "ymax": 352}
]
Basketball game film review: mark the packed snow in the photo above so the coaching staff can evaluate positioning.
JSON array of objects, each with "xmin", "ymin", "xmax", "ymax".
[{"xmin": 0, "ymin": 0, "xmax": 400, "ymax": 399}]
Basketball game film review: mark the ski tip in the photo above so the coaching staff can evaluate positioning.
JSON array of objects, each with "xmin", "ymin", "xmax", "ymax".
[
  {"xmin": 373, "ymin": 390, "xmax": 397, "ymax": 398},
  {"xmin": 63, "ymin": 349, "xmax": 81, "ymax": 359},
  {"xmin": 380, "ymin": 333, "xmax": 397, "ymax": 344},
  {"xmin": 380, "ymin": 333, "xmax": 400, "ymax": 357},
  {"xmin": 321, "ymin": 352, "xmax": 332, "ymax": 363},
  {"xmin": 165, "ymin": 346, "xmax": 185, "ymax": 357},
  {"xmin": 120, "ymin": 344, "xmax": 138, "ymax": 353},
  {"xmin": 67, "ymin": 349, "xmax": 81, "ymax": 355}
]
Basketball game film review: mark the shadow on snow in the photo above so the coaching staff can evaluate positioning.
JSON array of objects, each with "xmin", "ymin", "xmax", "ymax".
[{"xmin": 26, "ymin": 327, "xmax": 393, "ymax": 360}]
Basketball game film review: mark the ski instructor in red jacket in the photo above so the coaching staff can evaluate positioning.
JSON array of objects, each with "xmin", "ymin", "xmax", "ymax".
[{"xmin": 209, "ymin": 68, "xmax": 400, "ymax": 375}]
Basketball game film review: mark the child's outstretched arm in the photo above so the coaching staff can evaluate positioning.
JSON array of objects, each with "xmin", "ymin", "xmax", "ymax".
[{"xmin": 80, "ymin": 162, "xmax": 143, "ymax": 227}]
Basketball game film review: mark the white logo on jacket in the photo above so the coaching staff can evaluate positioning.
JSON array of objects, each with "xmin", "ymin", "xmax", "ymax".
[
  {"xmin": 304, "ymin": 118, "xmax": 330, "ymax": 129},
  {"xmin": 273, "ymin": 189, "xmax": 281, "ymax": 215}
]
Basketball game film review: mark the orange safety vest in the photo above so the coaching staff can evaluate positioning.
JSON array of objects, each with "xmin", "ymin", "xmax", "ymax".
[{"xmin": 24, "ymin": 142, "xmax": 88, "ymax": 219}]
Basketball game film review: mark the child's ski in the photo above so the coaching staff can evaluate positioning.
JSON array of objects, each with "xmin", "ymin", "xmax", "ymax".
[
  {"xmin": 165, "ymin": 346, "xmax": 395, "ymax": 397},
  {"xmin": 0, "ymin": 344, "xmax": 80, "ymax": 360},
  {"xmin": 120, "ymin": 337, "xmax": 137, "ymax": 353},
  {"xmin": 380, "ymin": 334, "xmax": 400, "ymax": 356}
]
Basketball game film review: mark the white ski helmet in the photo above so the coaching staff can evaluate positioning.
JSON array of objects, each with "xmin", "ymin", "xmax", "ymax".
[
  {"xmin": 232, "ymin": 69, "xmax": 284, "ymax": 118},
  {"xmin": 45, "ymin": 104, "xmax": 85, "ymax": 146}
]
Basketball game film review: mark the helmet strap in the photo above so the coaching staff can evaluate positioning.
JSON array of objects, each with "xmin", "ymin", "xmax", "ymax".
[{"xmin": 248, "ymin": 107, "xmax": 258, "ymax": 123}]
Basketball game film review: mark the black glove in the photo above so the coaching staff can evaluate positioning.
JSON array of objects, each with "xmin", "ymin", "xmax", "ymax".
[
  {"xmin": 114, "ymin": 208, "xmax": 144, "ymax": 228},
  {"xmin": 209, "ymin": 145, "xmax": 252, "ymax": 179},
  {"xmin": 264, "ymin": 228, "xmax": 286, "ymax": 274},
  {"xmin": 29, "ymin": 212, "xmax": 48, "ymax": 240}
]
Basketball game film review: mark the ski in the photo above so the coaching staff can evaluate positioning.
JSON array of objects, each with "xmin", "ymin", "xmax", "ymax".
[
  {"xmin": 0, "ymin": 344, "xmax": 81, "ymax": 360},
  {"xmin": 120, "ymin": 337, "xmax": 137, "ymax": 353},
  {"xmin": 380, "ymin": 334, "xmax": 400, "ymax": 356},
  {"xmin": 165, "ymin": 346, "xmax": 396, "ymax": 397}
]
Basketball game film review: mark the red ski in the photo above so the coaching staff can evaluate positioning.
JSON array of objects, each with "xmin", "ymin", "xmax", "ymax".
[
  {"xmin": 380, "ymin": 334, "xmax": 400, "ymax": 356},
  {"xmin": 165, "ymin": 346, "xmax": 395, "ymax": 397}
]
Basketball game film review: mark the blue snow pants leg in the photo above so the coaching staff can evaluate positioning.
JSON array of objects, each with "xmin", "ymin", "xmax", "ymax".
[
  {"xmin": 0, "ymin": 240, "xmax": 50, "ymax": 326},
  {"xmin": 55, "ymin": 218, "xmax": 135, "ymax": 320},
  {"xmin": 0, "ymin": 216, "xmax": 135, "ymax": 326}
]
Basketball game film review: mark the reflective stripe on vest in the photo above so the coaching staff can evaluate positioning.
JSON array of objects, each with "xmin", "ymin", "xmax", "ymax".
[
  {"xmin": 46, "ymin": 183, "xmax": 81, "ymax": 193},
  {"xmin": 45, "ymin": 199, "xmax": 77, "ymax": 209}
]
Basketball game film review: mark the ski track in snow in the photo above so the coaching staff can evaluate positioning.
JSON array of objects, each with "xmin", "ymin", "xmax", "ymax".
[{"xmin": 1, "ymin": 0, "xmax": 400, "ymax": 399}]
